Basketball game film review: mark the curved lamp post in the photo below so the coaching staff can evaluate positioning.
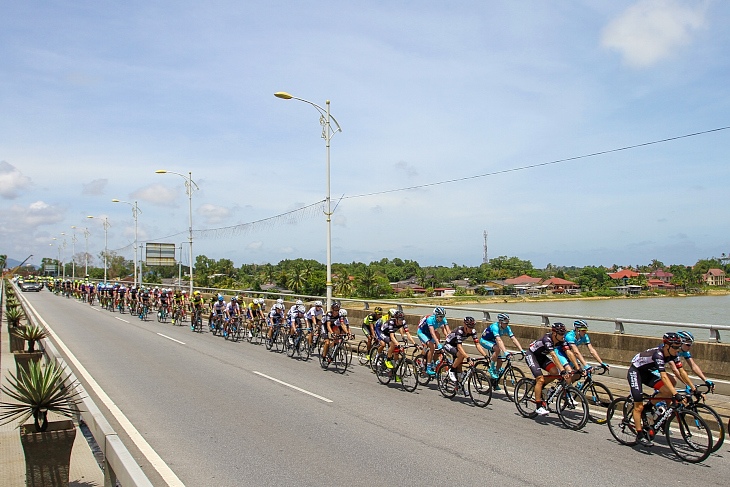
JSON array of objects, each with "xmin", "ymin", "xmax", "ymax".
[
  {"xmin": 88, "ymin": 216, "xmax": 111, "ymax": 282},
  {"xmin": 155, "ymin": 170, "xmax": 198, "ymax": 296},
  {"xmin": 112, "ymin": 199, "xmax": 142, "ymax": 287},
  {"xmin": 274, "ymin": 91, "xmax": 342, "ymax": 309}
]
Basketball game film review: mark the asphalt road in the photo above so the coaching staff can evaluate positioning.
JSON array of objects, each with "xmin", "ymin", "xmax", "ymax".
[{"xmin": 23, "ymin": 290, "xmax": 730, "ymax": 486}]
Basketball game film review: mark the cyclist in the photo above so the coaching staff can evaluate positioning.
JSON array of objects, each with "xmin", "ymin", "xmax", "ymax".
[
  {"xmin": 362, "ymin": 306, "xmax": 383, "ymax": 354},
  {"xmin": 321, "ymin": 302, "xmax": 342, "ymax": 366},
  {"xmin": 209, "ymin": 295, "xmax": 228, "ymax": 330},
  {"xmin": 288, "ymin": 304, "xmax": 307, "ymax": 344},
  {"xmin": 479, "ymin": 313, "xmax": 525, "ymax": 382},
  {"xmin": 377, "ymin": 310, "xmax": 418, "ymax": 370},
  {"xmin": 267, "ymin": 300, "xmax": 286, "ymax": 344},
  {"xmin": 247, "ymin": 298, "xmax": 265, "ymax": 338},
  {"xmin": 417, "ymin": 307, "xmax": 451, "ymax": 376},
  {"xmin": 672, "ymin": 331, "xmax": 714, "ymax": 392},
  {"xmin": 627, "ymin": 332, "xmax": 686, "ymax": 447},
  {"xmin": 305, "ymin": 300, "xmax": 324, "ymax": 346},
  {"xmin": 172, "ymin": 289, "xmax": 184, "ymax": 324},
  {"xmin": 525, "ymin": 322, "xmax": 577, "ymax": 416},
  {"xmin": 139, "ymin": 288, "xmax": 151, "ymax": 318},
  {"xmin": 225, "ymin": 296, "xmax": 242, "ymax": 336},
  {"xmin": 553, "ymin": 320, "xmax": 607, "ymax": 381},
  {"xmin": 443, "ymin": 317, "xmax": 489, "ymax": 382},
  {"xmin": 159, "ymin": 289, "xmax": 171, "ymax": 318},
  {"xmin": 190, "ymin": 291, "xmax": 205, "ymax": 329}
]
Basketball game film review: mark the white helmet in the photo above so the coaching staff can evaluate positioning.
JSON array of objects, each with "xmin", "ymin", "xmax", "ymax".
[
  {"xmin": 296, "ymin": 299, "xmax": 303, "ymax": 305},
  {"xmin": 297, "ymin": 305, "xmax": 306, "ymax": 313},
  {"xmin": 274, "ymin": 303, "xmax": 284, "ymax": 311},
  {"xmin": 340, "ymin": 309, "xmax": 348, "ymax": 317},
  {"xmin": 389, "ymin": 308, "xmax": 398, "ymax": 316},
  {"xmin": 315, "ymin": 300, "xmax": 323, "ymax": 306},
  {"xmin": 253, "ymin": 298, "xmax": 260, "ymax": 305},
  {"xmin": 276, "ymin": 298, "xmax": 284, "ymax": 305}
]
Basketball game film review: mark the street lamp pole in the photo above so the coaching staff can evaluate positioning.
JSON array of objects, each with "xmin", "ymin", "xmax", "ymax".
[
  {"xmin": 70, "ymin": 230, "xmax": 77, "ymax": 280},
  {"xmin": 88, "ymin": 216, "xmax": 111, "ymax": 282},
  {"xmin": 81, "ymin": 227, "xmax": 91, "ymax": 277},
  {"xmin": 155, "ymin": 170, "xmax": 198, "ymax": 296},
  {"xmin": 274, "ymin": 92, "xmax": 342, "ymax": 309},
  {"xmin": 112, "ymin": 199, "xmax": 142, "ymax": 287}
]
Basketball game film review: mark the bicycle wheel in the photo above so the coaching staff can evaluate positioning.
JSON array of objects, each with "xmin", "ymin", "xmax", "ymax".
[
  {"xmin": 357, "ymin": 340, "xmax": 371, "ymax": 366},
  {"xmin": 436, "ymin": 364, "xmax": 457, "ymax": 399},
  {"xmin": 502, "ymin": 366, "xmax": 525, "ymax": 403},
  {"xmin": 286, "ymin": 334, "xmax": 297, "ymax": 357},
  {"xmin": 413, "ymin": 353, "xmax": 432, "ymax": 386},
  {"xmin": 584, "ymin": 381, "xmax": 613, "ymax": 424},
  {"xmin": 400, "ymin": 359, "xmax": 418, "ymax": 393},
  {"xmin": 691, "ymin": 403, "xmax": 725, "ymax": 453},
  {"xmin": 665, "ymin": 409, "xmax": 712, "ymax": 463},
  {"xmin": 275, "ymin": 329, "xmax": 286, "ymax": 353},
  {"xmin": 334, "ymin": 346, "xmax": 349, "ymax": 374},
  {"xmin": 300, "ymin": 335, "xmax": 312, "ymax": 361},
  {"xmin": 606, "ymin": 398, "xmax": 637, "ymax": 446},
  {"xmin": 469, "ymin": 368, "xmax": 493, "ymax": 408},
  {"xmin": 556, "ymin": 386, "xmax": 589, "ymax": 430},
  {"xmin": 375, "ymin": 355, "xmax": 391, "ymax": 385},
  {"xmin": 513, "ymin": 378, "xmax": 538, "ymax": 418},
  {"xmin": 369, "ymin": 345, "xmax": 380, "ymax": 373}
]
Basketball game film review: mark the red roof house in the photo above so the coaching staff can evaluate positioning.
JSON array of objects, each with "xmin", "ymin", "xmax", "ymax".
[
  {"xmin": 504, "ymin": 275, "xmax": 542, "ymax": 285},
  {"xmin": 609, "ymin": 269, "xmax": 639, "ymax": 279}
]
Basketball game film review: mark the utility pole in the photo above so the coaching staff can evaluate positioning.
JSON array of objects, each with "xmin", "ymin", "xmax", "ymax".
[{"xmin": 483, "ymin": 231, "xmax": 488, "ymax": 264}]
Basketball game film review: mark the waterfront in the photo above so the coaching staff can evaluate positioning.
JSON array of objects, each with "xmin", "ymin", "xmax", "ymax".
[{"xmin": 404, "ymin": 294, "xmax": 730, "ymax": 340}]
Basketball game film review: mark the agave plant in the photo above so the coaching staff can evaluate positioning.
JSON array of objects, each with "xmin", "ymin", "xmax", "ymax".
[
  {"xmin": 0, "ymin": 360, "xmax": 83, "ymax": 432},
  {"xmin": 11, "ymin": 324, "xmax": 49, "ymax": 352},
  {"xmin": 5, "ymin": 296, "xmax": 20, "ymax": 311},
  {"xmin": 6, "ymin": 306, "xmax": 24, "ymax": 327}
]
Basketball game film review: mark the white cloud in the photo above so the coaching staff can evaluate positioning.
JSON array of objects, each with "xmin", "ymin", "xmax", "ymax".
[
  {"xmin": 196, "ymin": 204, "xmax": 231, "ymax": 225},
  {"xmin": 280, "ymin": 247, "xmax": 294, "ymax": 254},
  {"xmin": 247, "ymin": 241, "xmax": 263, "ymax": 250},
  {"xmin": 82, "ymin": 178, "xmax": 108, "ymax": 195},
  {"xmin": 394, "ymin": 161, "xmax": 418, "ymax": 178},
  {"xmin": 0, "ymin": 161, "xmax": 32, "ymax": 199},
  {"xmin": 130, "ymin": 184, "xmax": 179, "ymax": 206},
  {"xmin": 601, "ymin": 0, "xmax": 708, "ymax": 68},
  {"xmin": 0, "ymin": 201, "xmax": 65, "ymax": 242}
]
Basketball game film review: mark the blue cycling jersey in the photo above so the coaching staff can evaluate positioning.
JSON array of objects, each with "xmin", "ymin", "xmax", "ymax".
[
  {"xmin": 481, "ymin": 322, "xmax": 513, "ymax": 342},
  {"xmin": 677, "ymin": 350, "xmax": 692, "ymax": 359},
  {"xmin": 418, "ymin": 315, "xmax": 447, "ymax": 333},
  {"xmin": 564, "ymin": 330, "xmax": 590, "ymax": 347}
]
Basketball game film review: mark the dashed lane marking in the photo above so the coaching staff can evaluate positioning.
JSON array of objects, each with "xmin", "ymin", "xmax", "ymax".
[{"xmin": 253, "ymin": 371, "xmax": 333, "ymax": 403}]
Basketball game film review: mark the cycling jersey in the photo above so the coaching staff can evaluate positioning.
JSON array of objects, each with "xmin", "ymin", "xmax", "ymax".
[
  {"xmin": 445, "ymin": 326, "xmax": 477, "ymax": 346},
  {"xmin": 630, "ymin": 345, "xmax": 682, "ymax": 373},
  {"xmin": 564, "ymin": 330, "xmax": 590, "ymax": 347},
  {"xmin": 363, "ymin": 313, "xmax": 381, "ymax": 326},
  {"xmin": 305, "ymin": 306, "xmax": 323, "ymax": 321},
  {"xmin": 677, "ymin": 349, "xmax": 692, "ymax": 360},
  {"xmin": 191, "ymin": 297, "xmax": 204, "ymax": 308},
  {"xmin": 418, "ymin": 315, "xmax": 448, "ymax": 335},
  {"xmin": 480, "ymin": 322, "xmax": 514, "ymax": 342},
  {"xmin": 381, "ymin": 318, "xmax": 408, "ymax": 336},
  {"xmin": 528, "ymin": 333, "xmax": 568, "ymax": 357},
  {"xmin": 324, "ymin": 311, "xmax": 340, "ymax": 325},
  {"xmin": 212, "ymin": 301, "xmax": 226, "ymax": 314},
  {"xmin": 227, "ymin": 303, "xmax": 240, "ymax": 315}
]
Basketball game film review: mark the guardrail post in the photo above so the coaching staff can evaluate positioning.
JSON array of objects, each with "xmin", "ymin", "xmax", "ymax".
[
  {"xmin": 541, "ymin": 315, "xmax": 550, "ymax": 327},
  {"xmin": 103, "ymin": 452, "xmax": 117, "ymax": 487},
  {"xmin": 483, "ymin": 311, "xmax": 491, "ymax": 322},
  {"xmin": 614, "ymin": 320, "xmax": 625, "ymax": 334},
  {"xmin": 363, "ymin": 302, "xmax": 369, "ymax": 310},
  {"xmin": 710, "ymin": 328, "xmax": 721, "ymax": 343}
]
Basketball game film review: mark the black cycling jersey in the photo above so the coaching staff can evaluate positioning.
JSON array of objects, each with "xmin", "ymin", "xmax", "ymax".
[
  {"xmin": 445, "ymin": 326, "xmax": 477, "ymax": 346},
  {"xmin": 630, "ymin": 345, "xmax": 682, "ymax": 374},
  {"xmin": 528, "ymin": 333, "xmax": 569, "ymax": 356},
  {"xmin": 324, "ymin": 311, "xmax": 341, "ymax": 325},
  {"xmin": 381, "ymin": 318, "xmax": 408, "ymax": 336}
]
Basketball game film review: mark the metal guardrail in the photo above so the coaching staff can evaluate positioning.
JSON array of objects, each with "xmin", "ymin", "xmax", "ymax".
[
  {"xmin": 46, "ymin": 279, "xmax": 729, "ymax": 342},
  {"xmin": 12, "ymin": 282, "xmax": 153, "ymax": 487}
]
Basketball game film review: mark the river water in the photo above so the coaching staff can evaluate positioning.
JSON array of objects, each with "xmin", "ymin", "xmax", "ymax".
[{"xmin": 405, "ymin": 294, "xmax": 730, "ymax": 340}]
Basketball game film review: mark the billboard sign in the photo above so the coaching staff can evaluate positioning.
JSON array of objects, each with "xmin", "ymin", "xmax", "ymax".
[
  {"xmin": 44, "ymin": 265, "xmax": 57, "ymax": 273},
  {"xmin": 145, "ymin": 243, "xmax": 176, "ymax": 266}
]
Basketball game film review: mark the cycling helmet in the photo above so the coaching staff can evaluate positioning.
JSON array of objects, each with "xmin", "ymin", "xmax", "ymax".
[
  {"xmin": 231, "ymin": 296, "xmax": 237, "ymax": 302},
  {"xmin": 374, "ymin": 306, "xmax": 383, "ymax": 314},
  {"xmin": 433, "ymin": 306, "xmax": 445, "ymax": 317},
  {"xmin": 677, "ymin": 331, "xmax": 694, "ymax": 345},
  {"xmin": 253, "ymin": 298, "xmax": 259, "ymax": 304},
  {"xmin": 276, "ymin": 298, "xmax": 284, "ymax": 305},
  {"xmin": 340, "ymin": 309, "xmax": 348, "ymax": 317},
  {"xmin": 331, "ymin": 302, "xmax": 340, "ymax": 310},
  {"xmin": 394, "ymin": 310, "xmax": 404, "ymax": 319},
  {"xmin": 497, "ymin": 313, "xmax": 509, "ymax": 322},
  {"xmin": 464, "ymin": 316, "xmax": 476, "ymax": 326},
  {"xmin": 296, "ymin": 299, "xmax": 303, "ymax": 305},
  {"xmin": 182, "ymin": 290, "xmax": 187, "ymax": 294},
  {"xmin": 218, "ymin": 296, "xmax": 224, "ymax": 302},
  {"xmin": 552, "ymin": 322, "xmax": 567, "ymax": 334},
  {"xmin": 315, "ymin": 300, "xmax": 323, "ymax": 306},
  {"xmin": 663, "ymin": 332, "xmax": 682, "ymax": 346},
  {"xmin": 389, "ymin": 308, "xmax": 398, "ymax": 317},
  {"xmin": 574, "ymin": 319, "xmax": 588, "ymax": 331},
  {"xmin": 296, "ymin": 305, "xmax": 306, "ymax": 313}
]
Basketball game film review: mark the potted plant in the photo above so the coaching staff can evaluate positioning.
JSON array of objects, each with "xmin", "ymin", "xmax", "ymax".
[
  {"xmin": 12, "ymin": 324, "xmax": 48, "ymax": 377},
  {"xmin": 0, "ymin": 360, "xmax": 82, "ymax": 487},
  {"xmin": 6, "ymin": 307, "xmax": 27, "ymax": 353}
]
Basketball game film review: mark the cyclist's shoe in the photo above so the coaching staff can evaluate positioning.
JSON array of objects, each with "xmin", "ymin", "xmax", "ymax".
[
  {"xmin": 636, "ymin": 430, "xmax": 654, "ymax": 447},
  {"xmin": 426, "ymin": 365, "xmax": 435, "ymax": 376},
  {"xmin": 493, "ymin": 382, "xmax": 501, "ymax": 391},
  {"xmin": 488, "ymin": 364, "xmax": 499, "ymax": 379},
  {"xmin": 535, "ymin": 402, "xmax": 549, "ymax": 416},
  {"xmin": 395, "ymin": 376, "xmax": 401, "ymax": 383},
  {"xmin": 448, "ymin": 370, "xmax": 457, "ymax": 382},
  {"xmin": 171, "ymin": 319, "xmax": 175, "ymax": 324},
  {"xmin": 385, "ymin": 360, "xmax": 394, "ymax": 369}
]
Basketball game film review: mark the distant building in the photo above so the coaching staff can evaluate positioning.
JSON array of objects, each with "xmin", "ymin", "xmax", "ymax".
[
  {"xmin": 609, "ymin": 269, "xmax": 639, "ymax": 280},
  {"xmin": 702, "ymin": 268, "xmax": 726, "ymax": 286},
  {"xmin": 647, "ymin": 270, "xmax": 674, "ymax": 283},
  {"xmin": 647, "ymin": 279, "xmax": 675, "ymax": 290},
  {"xmin": 504, "ymin": 275, "xmax": 542, "ymax": 286},
  {"xmin": 543, "ymin": 277, "xmax": 578, "ymax": 293}
]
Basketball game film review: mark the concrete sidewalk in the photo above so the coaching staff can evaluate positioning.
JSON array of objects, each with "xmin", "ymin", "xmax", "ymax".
[{"xmin": 1, "ymin": 311, "xmax": 105, "ymax": 487}]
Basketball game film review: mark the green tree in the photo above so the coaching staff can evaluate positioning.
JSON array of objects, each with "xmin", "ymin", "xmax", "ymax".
[{"xmin": 355, "ymin": 266, "xmax": 378, "ymax": 298}]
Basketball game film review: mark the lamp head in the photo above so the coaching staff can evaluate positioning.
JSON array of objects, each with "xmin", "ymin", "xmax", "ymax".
[
  {"xmin": 155, "ymin": 170, "xmax": 167, "ymax": 174},
  {"xmin": 112, "ymin": 199, "xmax": 120, "ymax": 202},
  {"xmin": 274, "ymin": 92, "xmax": 293, "ymax": 100},
  {"xmin": 71, "ymin": 226, "xmax": 76, "ymax": 229},
  {"xmin": 87, "ymin": 216, "xmax": 94, "ymax": 219}
]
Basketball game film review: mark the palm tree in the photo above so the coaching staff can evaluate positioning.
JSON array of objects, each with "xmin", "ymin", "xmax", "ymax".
[
  {"xmin": 355, "ymin": 266, "xmax": 378, "ymax": 298},
  {"xmin": 287, "ymin": 266, "xmax": 306, "ymax": 293},
  {"xmin": 334, "ymin": 275, "xmax": 354, "ymax": 298}
]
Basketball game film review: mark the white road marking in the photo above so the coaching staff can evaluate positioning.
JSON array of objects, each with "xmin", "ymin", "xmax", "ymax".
[
  {"xmin": 156, "ymin": 333, "xmax": 186, "ymax": 345},
  {"xmin": 253, "ymin": 371, "xmax": 333, "ymax": 403},
  {"xmin": 20, "ymin": 296, "xmax": 186, "ymax": 487},
  {"xmin": 115, "ymin": 317, "xmax": 130, "ymax": 323},
  {"xmin": 90, "ymin": 307, "xmax": 101, "ymax": 312}
]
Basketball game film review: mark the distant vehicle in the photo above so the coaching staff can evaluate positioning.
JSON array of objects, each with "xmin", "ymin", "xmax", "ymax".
[{"xmin": 20, "ymin": 279, "xmax": 42, "ymax": 292}]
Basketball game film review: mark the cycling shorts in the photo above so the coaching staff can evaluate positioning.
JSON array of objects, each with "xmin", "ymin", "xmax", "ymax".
[
  {"xmin": 554, "ymin": 350, "xmax": 578, "ymax": 370},
  {"xmin": 479, "ymin": 338, "xmax": 497, "ymax": 351},
  {"xmin": 361, "ymin": 323, "xmax": 374, "ymax": 337},
  {"xmin": 525, "ymin": 351, "xmax": 558, "ymax": 378},
  {"xmin": 418, "ymin": 329, "xmax": 436, "ymax": 345},
  {"xmin": 443, "ymin": 343, "xmax": 458, "ymax": 358},
  {"xmin": 627, "ymin": 365, "xmax": 664, "ymax": 402}
]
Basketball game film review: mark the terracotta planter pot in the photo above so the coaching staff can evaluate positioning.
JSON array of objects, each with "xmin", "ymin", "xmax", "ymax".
[
  {"xmin": 20, "ymin": 420, "xmax": 76, "ymax": 487},
  {"xmin": 13, "ymin": 351, "xmax": 43, "ymax": 377},
  {"xmin": 9, "ymin": 324, "xmax": 27, "ymax": 353}
]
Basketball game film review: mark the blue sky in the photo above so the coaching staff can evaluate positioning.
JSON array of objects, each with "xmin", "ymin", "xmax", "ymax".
[{"xmin": 1, "ymin": 0, "xmax": 728, "ymax": 270}]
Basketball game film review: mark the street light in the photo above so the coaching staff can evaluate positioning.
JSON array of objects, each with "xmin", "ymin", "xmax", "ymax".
[
  {"xmin": 112, "ymin": 199, "xmax": 142, "ymax": 287},
  {"xmin": 274, "ymin": 91, "xmax": 342, "ymax": 309},
  {"xmin": 69, "ymin": 229, "xmax": 78, "ymax": 280},
  {"xmin": 75, "ymin": 226, "xmax": 91, "ymax": 277},
  {"xmin": 88, "ymin": 216, "xmax": 111, "ymax": 282},
  {"xmin": 155, "ymin": 170, "xmax": 198, "ymax": 296}
]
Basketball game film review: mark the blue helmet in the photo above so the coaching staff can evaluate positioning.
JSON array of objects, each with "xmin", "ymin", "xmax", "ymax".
[
  {"xmin": 677, "ymin": 331, "xmax": 694, "ymax": 345},
  {"xmin": 218, "ymin": 295, "xmax": 224, "ymax": 302},
  {"xmin": 433, "ymin": 307, "xmax": 445, "ymax": 318},
  {"xmin": 574, "ymin": 319, "xmax": 588, "ymax": 330},
  {"xmin": 497, "ymin": 313, "xmax": 509, "ymax": 323}
]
